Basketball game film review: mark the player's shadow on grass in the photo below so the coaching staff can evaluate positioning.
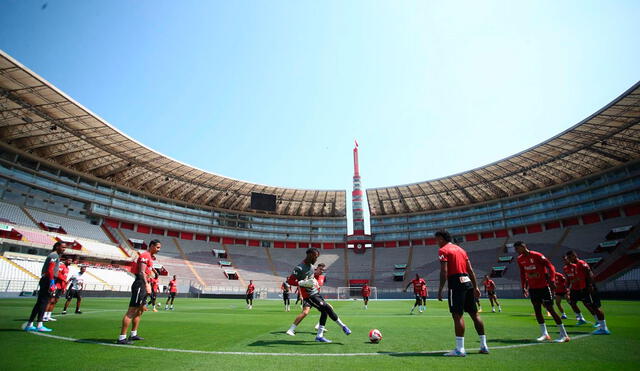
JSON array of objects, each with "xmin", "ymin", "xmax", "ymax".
[
  {"xmin": 386, "ymin": 352, "xmax": 457, "ymax": 358},
  {"xmin": 75, "ymin": 338, "xmax": 122, "ymax": 344},
  {"xmin": 249, "ymin": 340, "xmax": 343, "ymax": 347},
  {"xmin": 0, "ymin": 329, "xmax": 29, "ymax": 332},
  {"xmin": 490, "ymin": 338, "xmax": 536, "ymax": 344}
]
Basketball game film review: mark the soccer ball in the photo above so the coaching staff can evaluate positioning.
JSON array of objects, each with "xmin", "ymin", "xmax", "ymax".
[{"xmin": 369, "ymin": 329, "xmax": 382, "ymax": 343}]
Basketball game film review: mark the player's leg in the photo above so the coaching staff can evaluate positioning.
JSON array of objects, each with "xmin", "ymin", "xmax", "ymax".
[
  {"xmin": 531, "ymin": 299, "xmax": 550, "ymax": 341},
  {"xmin": 118, "ymin": 307, "xmax": 137, "ymax": 343},
  {"xmin": 444, "ymin": 288, "xmax": 468, "ymax": 356},
  {"xmin": 568, "ymin": 290, "xmax": 587, "ymax": 324},
  {"xmin": 585, "ymin": 290, "xmax": 610, "ymax": 334},
  {"xmin": 555, "ymin": 295, "xmax": 567, "ymax": 319},
  {"xmin": 287, "ymin": 304, "xmax": 310, "ymax": 336},
  {"xmin": 129, "ymin": 306, "xmax": 146, "ymax": 340},
  {"xmin": 75, "ymin": 296, "xmax": 82, "ymax": 313},
  {"xmin": 422, "ymin": 296, "xmax": 427, "ymax": 311},
  {"xmin": 26, "ymin": 279, "xmax": 52, "ymax": 331},
  {"xmin": 410, "ymin": 295, "xmax": 420, "ymax": 314},
  {"xmin": 308, "ymin": 295, "xmax": 350, "ymax": 341},
  {"xmin": 62, "ymin": 297, "xmax": 71, "ymax": 313},
  {"xmin": 165, "ymin": 294, "xmax": 170, "ymax": 310},
  {"xmin": 466, "ymin": 288, "xmax": 488, "ymax": 354},
  {"xmin": 542, "ymin": 298, "xmax": 568, "ymax": 342}
]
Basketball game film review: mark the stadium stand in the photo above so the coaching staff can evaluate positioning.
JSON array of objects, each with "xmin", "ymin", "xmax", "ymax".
[
  {"xmin": 25, "ymin": 207, "xmax": 110, "ymax": 243},
  {"xmin": 0, "ymin": 201, "xmax": 37, "ymax": 227}
]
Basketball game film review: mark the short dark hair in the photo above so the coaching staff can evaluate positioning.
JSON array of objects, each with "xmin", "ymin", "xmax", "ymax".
[
  {"xmin": 306, "ymin": 247, "xmax": 319, "ymax": 256},
  {"xmin": 566, "ymin": 250, "xmax": 576, "ymax": 256},
  {"xmin": 149, "ymin": 239, "xmax": 161, "ymax": 247},
  {"xmin": 52, "ymin": 241, "xmax": 64, "ymax": 251},
  {"xmin": 317, "ymin": 263, "xmax": 326, "ymax": 268},
  {"xmin": 434, "ymin": 230, "xmax": 452, "ymax": 242},
  {"xmin": 513, "ymin": 241, "xmax": 525, "ymax": 248}
]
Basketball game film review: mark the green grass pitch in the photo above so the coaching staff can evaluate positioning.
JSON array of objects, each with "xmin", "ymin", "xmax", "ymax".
[{"xmin": 1, "ymin": 298, "xmax": 639, "ymax": 370}]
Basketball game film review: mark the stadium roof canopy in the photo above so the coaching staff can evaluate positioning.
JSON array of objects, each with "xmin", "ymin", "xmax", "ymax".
[
  {"xmin": 367, "ymin": 81, "xmax": 640, "ymax": 216},
  {"xmin": 0, "ymin": 50, "xmax": 346, "ymax": 218}
]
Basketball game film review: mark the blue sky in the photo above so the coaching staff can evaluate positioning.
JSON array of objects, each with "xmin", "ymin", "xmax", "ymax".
[{"xmin": 1, "ymin": 1, "xmax": 639, "ymax": 229}]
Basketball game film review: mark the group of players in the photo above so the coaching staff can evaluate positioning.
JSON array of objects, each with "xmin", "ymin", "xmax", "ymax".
[{"xmin": 24, "ymin": 231, "xmax": 611, "ymax": 355}]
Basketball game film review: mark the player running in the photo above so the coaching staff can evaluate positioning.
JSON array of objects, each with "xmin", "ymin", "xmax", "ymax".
[
  {"xmin": 361, "ymin": 283, "xmax": 371, "ymax": 310},
  {"xmin": 482, "ymin": 275, "xmax": 501, "ymax": 313},
  {"xmin": 281, "ymin": 281, "xmax": 291, "ymax": 312},
  {"xmin": 404, "ymin": 274, "xmax": 428, "ymax": 314},
  {"xmin": 286, "ymin": 248, "xmax": 351, "ymax": 343},
  {"xmin": 165, "ymin": 275, "xmax": 177, "ymax": 310},
  {"xmin": 515, "ymin": 241, "xmax": 569, "ymax": 343},
  {"xmin": 565, "ymin": 250, "xmax": 610, "ymax": 334},
  {"xmin": 554, "ymin": 271, "xmax": 569, "ymax": 319},
  {"xmin": 562, "ymin": 255, "xmax": 597, "ymax": 325},
  {"xmin": 436, "ymin": 230, "xmax": 488, "ymax": 356},
  {"xmin": 147, "ymin": 272, "xmax": 159, "ymax": 312},
  {"xmin": 117, "ymin": 239, "xmax": 161, "ymax": 344},
  {"xmin": 44, "ymin": 255, "xmax": 70, "ymax": 322},
  {"xmin": 286, "ymin": 263, "xmax": 328, "ymax": 336},
  {"xmin": 246, "ymin": 280, "xmax": 255, "ymax": 309},
  {"xmin": 25, "ymin": 241, "xmax": 67, "ymax": 332},
  {"xmin": 63, "ymin": 265, "xmax": 86, "ymax": 314}
]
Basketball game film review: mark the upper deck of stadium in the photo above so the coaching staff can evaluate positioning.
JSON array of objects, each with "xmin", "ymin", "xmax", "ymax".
[
  {"xmin": 1, "ymin": 49, "xmax": 638, "ymax": 220},
  {"xmin": 0, "ymin": 50, "xmax": 346, "ymax": 218}
]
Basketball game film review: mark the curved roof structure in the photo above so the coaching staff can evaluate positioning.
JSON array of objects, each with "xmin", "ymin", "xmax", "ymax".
[
  {"xmin": 0, "ymin": 50, "xmax": 346, "ymax": 217},
  {"xmin": 367, "ymin": 81, "xmax": 640, "ymax": 216}
]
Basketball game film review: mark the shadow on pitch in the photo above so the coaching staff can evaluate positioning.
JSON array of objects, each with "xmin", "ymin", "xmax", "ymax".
[
  {"xmin": 0, "ymin": 328, "xmax": 29, "ymax": 333},
  {"xmin": 249, "ymin": 340, "xmax": 343, "ymax": 347},
  {"xmin": 490, "ymin": 338, "xmax": 536, "ymax": 344}
]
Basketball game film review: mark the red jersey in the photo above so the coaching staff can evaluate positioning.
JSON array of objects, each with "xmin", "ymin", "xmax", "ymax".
[
  {"xmin": 554, "ymin": 272, "xmax": 568, "ymax": 293},
  {"xmin": 314, "ymin": 273, "xmax": 326, "ymax": 292},
  {"xmin": 150, "ymin": 277, "xmax": 159, "ymax": 292},
  {"xmin": 132, "ymin": 250, "xmax": 153, "ymax": 276},
  {"xmin": 411, "ymin": 278, "xmax": 427, "ymax": 295},
  {"xmin": 361, "ymin": 285, "xmax": 371, "ymax": 297},
  {"xmin": 483, "ymin": 279, "xmax": 496, "ymax": 291},
  {"xmin": 563, "ymin": 259, "xmax": 590, "ymax": 290},
  {"xmin": 438, "ymin": 243, "xmax": 469, "ymax": 276},
  {"xmin": 168, "ymin": 279, "xmax": 177, "ymax": 293},
  {"xmin": 247, "ymin": 283, "xmax": 255, "ymax": 294},
  {"xmin": 55, "ymin": 263, "xmax": 69, "ymax": 290},
  {"xmin": 517, "ymin": 250, "xmax": 556, "ymax": 289}
]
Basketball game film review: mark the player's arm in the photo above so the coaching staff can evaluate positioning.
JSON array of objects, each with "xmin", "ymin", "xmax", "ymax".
[
  {"xmin": 466, "ymin": 259, "xmax": 481, "ymax": 298},
  {"xmin": 517, "ymin": 261, "xmax": 528, "ymax": 296},
  {"xmin": 438, "ymin": 261, "xmax": 447, "ymax": 301},
  {"xmin": 403, "ymin": 282, "xmax": 412, "ymax": 292},
  {"xmin": 65, "ymin": 277, "xmax": 73, "ymax": 291},
  {"xmin": 140, "ymin": 260, "xmax": 151, "ymax": 293},
  {"xmin": 583, "ymin": 263, "xmax": 596, "ymax": 291},
  {"xmin": 543, "ymin": 259, "xmax": 557, "ymax": 290}
]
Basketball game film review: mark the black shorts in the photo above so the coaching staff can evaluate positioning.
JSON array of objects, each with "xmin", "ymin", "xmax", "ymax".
[
  {"xmin": 570, "ymin": 288, "xmax": 601, "ymax": 308},
  {"xmin": 282, "ymin": 292, "xmax": 289, "ymax": 300},
  {"xmin": 305, "ymin": 293, "xmax": 329, "ymax": 310},
  {"xmin": 129, "ymin": 279, "xmax": 147, "ymax": 308},
  {"xmin": 149, "ymin": 291, "xmax": 157, "ymax": 301},
  {"xmin": 447, "ymin": 274, "xmax": 477, "ymax": 315},
  {"xmin": 302, "ymin": 297, "xmax": 313, "ymax": 308},
  {"xmin": 52, "ymin": 288, "xmax": 63, "ymax": 299},
  {"xmin": 529, "ymin": 287, "xmax": 554, "ymax": 305},
  {"xmin": 66, "ymin": 289, "xmax": 81, "ymax": 300},
  {"xmin": 487, "ymin": 290, "xmax": 496, "ymax": 297},
  {"xmin": 555, "ymin": 291, "xmax": 567, "ymax": 298},
  {"xmin": 169, "ymin": 292, "xmax": 176, "ymax": 299},
  {"xmin": 363, "ymin": 296, "xmax": 369, "ymax": 300},
  {"xmin": 246, "ymin": 293, "xmax": 254, "ymax": 300}
]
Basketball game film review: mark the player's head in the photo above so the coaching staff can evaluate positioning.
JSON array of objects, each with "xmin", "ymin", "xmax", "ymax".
[
  {"xmin": 80, "ymin": 265, "xmax": 87, "ymax": 273},
  {"xmin": 305, "ymin": 247, "xmax": 320, "ymax": 264},
  {"xmin": 315, "ymin": 263, "xmax": 326, "ymax": 274},
  {"xmin": 173, "ymin": 275, "xmax": 176, "ymax": 279},
  {"xmin": 149, "ymin": 239, "xmax": 161, "ymax": 255},
  {"xmin": 63, "ymin": 255, "xmax": 72, "ymax": 264},
  {"xmin": 513, "ymin": 240, "xmax": 527, "ymax": 254},
  {"xmin": 566, "ymin": 250, "xmax": 578, "ymax": 263},
  {"xmin": 52, "ymin": 241, "xmax": 67, "ymax": 254},
  {"xmin": 562, "ymin": 255, "xmax": 570, "ymax": 264},
  {"xmin": 484, "ymin": 275, "xmax": 489, "ymax": 279},
  {"xmin": 415, "ymin": 274, "xmax": 420, "ymax": 279},
  {"xmin": 249, "ymin": 280, "xmax": 253, "ymax": 284},
  {"xmin": 434, "ymin": 230, "xmax": 452, "ymax": 247}
]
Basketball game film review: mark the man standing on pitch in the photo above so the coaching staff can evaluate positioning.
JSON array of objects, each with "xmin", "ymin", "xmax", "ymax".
[
  {"xmin": 117, "ymin": 240, "xmax": 161, "ymax": 344},
  {"xmin": 515, "ymin": 241, "xmax": 569, "ymax": 343},
  {"xmin": 24, "ymin": 242, "xmax": 67, "ymax": 332},
  {"xmin": 165, "ymin": 275, "xmax": 177, "ymax": 310},
  {"xmin": 63, "ymin": 265, "xmax": 86, "ymax": 314},
  {"xmin": 246, "ymin": 280, "xmax": 255, "ymax": 309},
  {"xmin": 361, "ymin": 283, "xmax": 371, "ymax": 310},
  {"xmin": 482, "ymin": 275, "xmax": 501, "ymax": 313},
  {"xmin": 404, "ymin": 274, "xmax": 428, "ymax": 314},
  {"xmin": 287, "ymin": 248, "xmax": 351, "ymax": 343},
  {"xmin": 436, "ymin": 230, "xmax": 488, "ymax": 356}
]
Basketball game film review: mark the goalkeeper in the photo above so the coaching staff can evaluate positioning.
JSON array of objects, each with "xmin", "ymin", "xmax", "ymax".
[{"xmin": 285, "ymin": 248, "xmax": 351, "ymax": 343}]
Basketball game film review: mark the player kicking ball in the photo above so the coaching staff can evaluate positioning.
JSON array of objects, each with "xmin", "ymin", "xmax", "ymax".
[
  {"xmin": 436, "ymin": 230, "xmax": 489, "ymax": 356},
  {"xmin": 287, "ymin": 248, "xmax": 351, "ymax": 343},
  {"xmin": 515, "ymin": 241, "xmax": 569, "ymax": 343}
]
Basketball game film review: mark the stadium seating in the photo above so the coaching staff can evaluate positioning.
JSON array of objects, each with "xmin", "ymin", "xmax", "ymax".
[
  {"xmin": 348, "ymin": 249, "xmax": 373, "ymax": 281},
  {"xmin": 24, "ymin": 207, "xmax": 111, "ymax": 243},
  {"xmin": 0, "ymin": 256, "xmax": 38, "ymax": 282},
  {"xmin": 374, "ymin": 247, "xmax": 410, "ymax": 286},
  {"xmin": 0, "ymin": 201, "xmax": 37, "ymax": 227}
]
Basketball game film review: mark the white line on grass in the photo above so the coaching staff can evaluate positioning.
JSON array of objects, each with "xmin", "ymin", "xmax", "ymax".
[{"xmin": 31, "ymin": 332, "xmax": 592, "ymax": 357}]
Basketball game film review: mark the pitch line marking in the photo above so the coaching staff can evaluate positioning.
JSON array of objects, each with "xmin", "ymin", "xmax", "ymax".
[{"xmin": 31, "ymin": 332, "xmax": 593, "ymax": 357}]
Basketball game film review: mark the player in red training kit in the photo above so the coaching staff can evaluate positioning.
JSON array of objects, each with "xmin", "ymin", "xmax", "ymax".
[
  {"xmin": 165, "ymin": 275, "xmax": 177, "ymax": 310},
  {"xmin": 44, "ymin": 255, "xmax": 70, "ymax": 322},
  {"xmin": 515, "ymin": 241, "xmax": 569, "ymax": 343},
  {"xmin": 246, "ymin": 280, "xmax": 255, "ymax": 309},
  {"xmin": 482, "ymin": 275, "xmax": 501, "ymax": 313},
  {"xmin": 404, "ymin": 274, "xmax": 428, "ymax": 314},
  {"xmin": 565, "ymin": 250, "xmax": 610, "ymax": 335},
  {"xmin": 563, "ymin": 255, "xmax": 597, "ymax": 325},
  {"xmin": 147, "ymin": 272, "xmax": 160, "ymax": 312},
  {"xmin": 281, "ymin": 281, "xmax": 291, "ymax": 312},
  {"xmin": 436, "ymin": 230, "xmax": 488, "ymax": 357},
  {"xmin": 361, "ymin": 283, "xmax": 371, "ymax": 309},
  {"xmin": 554, "ymin": 271, "xmax": 569, "ymax": 319},
  {"xmin": 117, "ymin": 240, "xmax": 161, "ymax": 344}
]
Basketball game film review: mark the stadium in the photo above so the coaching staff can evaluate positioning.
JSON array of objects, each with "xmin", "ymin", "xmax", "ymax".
[{"xmin": 1, "ymin": 4, "xmax": 640, "ymax": 370}]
